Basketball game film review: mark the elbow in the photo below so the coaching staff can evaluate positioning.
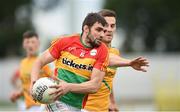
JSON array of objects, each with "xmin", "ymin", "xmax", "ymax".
[
  {"xmin": 90, "ymin": 88, "xmax": 98, "ymax": 93},
  {"xmin": 89, "ymin": 83, "xmax": 101, "ymax": 93}
]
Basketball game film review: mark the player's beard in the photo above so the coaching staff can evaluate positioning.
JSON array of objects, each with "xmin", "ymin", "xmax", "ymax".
[{"xmin": 87, "ymin": 32, "xmax": 101, "ymax": 48}]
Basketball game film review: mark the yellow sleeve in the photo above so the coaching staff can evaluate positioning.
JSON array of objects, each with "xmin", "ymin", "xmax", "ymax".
[
  {"xmin": 41, "ymin": 65, "xmax": 52, "ymax": 77},
  {"xmin": 114, "ymin": 48, "xmax": 120, "ymax": 56},
  {"xmin": 110, "ymin": 48, "xmax": 120, "ymax": 56}
]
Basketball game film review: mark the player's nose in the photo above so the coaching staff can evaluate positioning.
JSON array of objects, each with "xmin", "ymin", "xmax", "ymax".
[{"xmin": 100, "ymin": 31, "xmax": 105, "ymax": 37}]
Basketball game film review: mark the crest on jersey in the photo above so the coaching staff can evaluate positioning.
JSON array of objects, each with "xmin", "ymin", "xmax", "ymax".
[
  {"xmin": 90, "ymin": 49, "xmax": 97, "ymax": 56},
  {"xmin": 80, "ymin": 50, "xmax": 86, "ymax": 57}
]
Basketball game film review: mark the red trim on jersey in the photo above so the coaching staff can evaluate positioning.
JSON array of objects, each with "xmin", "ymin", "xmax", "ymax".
[
  {"xmin": 82, "ymin": 95, "xmax": 88, "ymax": 108},
  {"xmin": 54, "ymin": 68, "xmax": 58, "ymax": 76}
]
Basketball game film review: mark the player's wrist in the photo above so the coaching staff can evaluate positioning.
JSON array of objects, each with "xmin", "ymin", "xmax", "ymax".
[
  {"xmin": 66, "ymin": 83, "xmax": 72, "ymax": 92},
  {"xmin": 121, "ymin": 61, "xmax": 131, "ymax": 67},
  {"xmin": 31, "ymin": 77, "xmax": 38, "ymax": 85},
  {"xmin": 128, "ymin": 60, "xmax": 133, "ymax": 66}
]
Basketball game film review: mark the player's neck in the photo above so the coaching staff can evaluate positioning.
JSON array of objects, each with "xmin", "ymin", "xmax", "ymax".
[
  {"xmin": 107, "ymin": 43, "xmax": 111, "ymax": 48},
  {"xmin": 26, "ymin": 53, "xmax": 38, "ymax": 58},
  {"xmin": 104, "ymin": 42, "xmax": 111, "ymax": 48}
]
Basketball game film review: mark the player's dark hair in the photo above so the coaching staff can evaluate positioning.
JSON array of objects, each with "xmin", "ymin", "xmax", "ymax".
[
  {"xmin": 23, "ymin": 30, "xmax": 38, "ymax": 39},
  {"xmin": 98, "ymin": 9, "xmax": 116, "ymax": 18},
  {"xmin": 82, "ymin": 12, "xmax": 107, "ymax": 32}
]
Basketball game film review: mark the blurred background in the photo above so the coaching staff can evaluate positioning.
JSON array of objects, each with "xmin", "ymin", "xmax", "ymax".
[{"xmin": 0, "ymin": 0, "xmax": 180, "ymax": 111}]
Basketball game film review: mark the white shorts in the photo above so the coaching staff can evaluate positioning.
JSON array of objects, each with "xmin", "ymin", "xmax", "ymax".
[
  {"xmin": 81, "ymin": 109, "xmax": 89, "ymax": 112},
  {"xmin": 16, "ymin": 99, "xmax": 26, "ymax": 111},
  {"xmin": 46, "ymin": 101, "xmax": 81, "ymax": 112}
]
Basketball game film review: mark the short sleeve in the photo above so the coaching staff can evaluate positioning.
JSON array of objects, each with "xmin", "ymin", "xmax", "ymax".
[
  {"xmin": 48, "ymin": 38, "xmax": 63, "ymax": 59},
  {"xmin": 93, "ymin": 45, "xmax": 109, "ymax": 71},
  {"xmin": 114, "ymin": 48, "xmax": 120, "ymax": 56}
]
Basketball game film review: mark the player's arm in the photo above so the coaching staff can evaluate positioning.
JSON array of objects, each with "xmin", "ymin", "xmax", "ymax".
[
  {"xmin": 67, "ymin": 68, "xmax": 105, "ymax": 93},
  {"xmin": 50, "ymin": 68, "xmax": 105, "ymax": 101},
  {"xmin": 10, "ymin": 68, "xmax": 20, "ymax": 86},
  {"xmin": 31, "ymin": 50, "xmax": 55, "ymax": 87},
  {"xmin": 109, "ymin": 54, "xmax": 131, "ymax": 66},
  {"xmin": 10, "ymin": 89, "xmax": 23, "ymax": 102},
  {"xmin": 109, "ymin": 54, "xmax": 149, "ymax": 72},
  {"xmin": 109, "ymin": 88, "xmax": 119, "ymax": 111}
]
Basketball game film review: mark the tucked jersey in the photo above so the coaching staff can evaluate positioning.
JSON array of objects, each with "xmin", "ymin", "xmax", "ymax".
[
  {"xmin": 84, "ymin": 47, "xmax": 120, "ymax": 111},
  {"xmin": 49, "ymin": 34, "xmax": 109, "ymax": 109},
  {"xmin": 19, "ymin": 56, "xmax": 52, "ymax": 109}
]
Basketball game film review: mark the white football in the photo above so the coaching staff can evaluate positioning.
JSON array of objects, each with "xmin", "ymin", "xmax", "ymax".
[{"xmin": 32, "ymin": 77, "xmax": 59, "ymax": 104}]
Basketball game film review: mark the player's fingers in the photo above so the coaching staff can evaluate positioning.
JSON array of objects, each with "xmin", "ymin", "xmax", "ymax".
[
  {"xmin": 10, "ymin": 96, "xmax": 15, "ymax": 102},
  {"xmin": 140, "ymin": 62, "xmax": 149, "ymax": 66},
  {"xmin": 49, "ymin": 86, "xmax": 63, "ymax": 95},
  {"xmin": 142, "ymin": 61, "xmax": 149, "ymax": 66},
  {"xmin": 138, "ymin": 58, "xmax": 147, "ymax": 62},
  {"xmin": 53, "ymin": 92, "xmax": 63, "ymax": 101},
  {"xmin": 49, "ymin": 85, "xmax": 59, "ymax": 89},
  {"xmin": 49, "ymin": 91, "xmax": 56, "ymax": 95},
  {"xmin": 137, "ymin": 59, "xmax": 149, "ymax": 64},
  {"xmin": 134, "ymin": 57, "xmax": 143, "ymax": 61},
  {"xmin": 142, "ymin": 69, "xmax": 147, "ymax": 72},
  {"xmin": 139, "ymin": 68, "xmax": 147, "ymax": 72},
  {"xmin": 54, "ymin": 96, "xmax": 59, "ymax": 101},
  {"xmin": 134, "ymin": 66, "xmax": 147, "ymax": 72},
  {"xmin": 143, "ymin": 60, "xmax": 149, "ymax": 64},
  {"xmin": 49, "ymin": 89, "xmax": 59, "ymax": 95}
]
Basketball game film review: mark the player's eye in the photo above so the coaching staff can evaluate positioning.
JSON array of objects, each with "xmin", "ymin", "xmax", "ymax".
[
  {"xmin": 104, "ymin": 29, "xmax": 107, "ymax": 33},
  {"xmin": 96, "ymin": 27, "xmax": 103, "ymax": 32},
  {"xmin": 111, "ymin": 24, "xmax": 115, "ymax": 28}
]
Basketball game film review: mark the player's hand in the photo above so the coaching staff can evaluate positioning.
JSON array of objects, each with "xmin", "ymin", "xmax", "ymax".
[
  {"xmin": 109, "ymin": 103, "xmax": 119, "ymax": 112},
  {"xmin": 49, "ymin": 80, "xmax": 70, "ymax": 101},
  {"xmin": 130, "ymin": 57, "xmax": 149, "ymax": 72},
  {"xmin": 9, "ymin": 90, "xmax": 22, "ymax": 102},
  {"xmin": 30, "ymin": 80, "xmax": 37, "ymax": 102}
]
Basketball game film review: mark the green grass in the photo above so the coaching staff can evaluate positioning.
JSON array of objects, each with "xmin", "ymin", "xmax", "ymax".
[{"xmin": 0, "ymin": 101, "xmax": 17, "ymax": 111}]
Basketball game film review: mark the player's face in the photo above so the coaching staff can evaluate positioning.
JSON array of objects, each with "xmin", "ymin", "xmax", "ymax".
[
  {"xmin": 87, "ymin": 22, "xmax": 105, "ymax": 47},
  {"xmin": 23, "ymin": 36, "xmax": 39, "ymax": 56},
  {"xmin": 103, "ymin": 17, "xmax": 116, "ymax": 44}
]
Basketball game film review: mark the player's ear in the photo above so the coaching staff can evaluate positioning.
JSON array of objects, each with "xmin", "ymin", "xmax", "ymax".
[{"xmin": 83, "ymin": 25, "xmax": 89, "ymax": 34}]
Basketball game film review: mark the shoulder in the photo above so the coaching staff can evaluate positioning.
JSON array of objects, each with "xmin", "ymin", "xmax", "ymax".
[
  {"xmin": 99, "ymin": 43, "xmax": 108, "ymax": 49},
  {"xmin": 96, "ymin": 43, "xmax": 109, "ymax": 54},
  {"xmin": 109, "ymin": 47, "xmax": 120, "ymax": 55}
]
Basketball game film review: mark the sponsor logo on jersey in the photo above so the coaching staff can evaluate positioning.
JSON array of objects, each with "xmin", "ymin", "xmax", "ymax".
[
  {"xmin": 62, "ymin": 58, "xmax": 93, "ymax": 71},
  {"xmin": 68, "ymin": 47, "xmax": 76, "ymax": 51}
]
